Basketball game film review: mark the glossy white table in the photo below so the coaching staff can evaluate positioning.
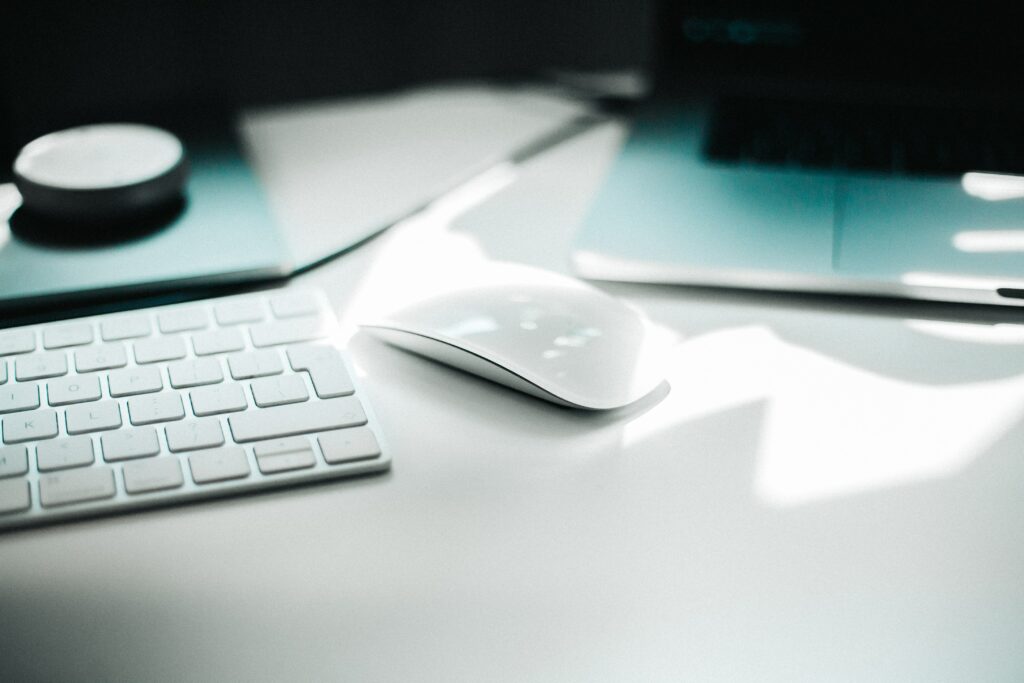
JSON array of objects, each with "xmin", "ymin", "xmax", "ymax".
[{"xmin": 3, "ymin": 115, "xmax": 1023, "ymax": 682}]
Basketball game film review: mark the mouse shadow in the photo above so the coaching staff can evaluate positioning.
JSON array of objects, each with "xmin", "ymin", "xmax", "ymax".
[
  {"xmin": 352, "ymin": 332, "xmax": 672, "ymax": 458},
  {"xmin": 7, "ymin": 196, "xmax": 186, "ymax": 249}
]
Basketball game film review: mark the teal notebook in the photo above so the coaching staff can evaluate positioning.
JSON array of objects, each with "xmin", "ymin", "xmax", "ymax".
[
  {"xmin": 0, "ymin": 135, "xmax": 289, "ymax": 313},
  {"xmin": 0, "ymin": 85, "xmax": 589, "ymax": 315}
]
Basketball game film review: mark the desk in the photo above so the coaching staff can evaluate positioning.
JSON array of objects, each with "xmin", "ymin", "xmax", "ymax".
[{"xmin": 2, "ymin": 114, "xmax": 1024, "ymax": 682}]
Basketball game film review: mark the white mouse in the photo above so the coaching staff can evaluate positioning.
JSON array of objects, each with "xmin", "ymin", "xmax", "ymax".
[{"xmin": 361, "ymin": 262, "xmax": 669, "ymax": 410}]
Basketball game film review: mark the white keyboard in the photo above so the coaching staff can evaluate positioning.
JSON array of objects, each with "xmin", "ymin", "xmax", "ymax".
[{"xmin": 0, "ymin": 288, "xmax": 389, "ymax": 531}]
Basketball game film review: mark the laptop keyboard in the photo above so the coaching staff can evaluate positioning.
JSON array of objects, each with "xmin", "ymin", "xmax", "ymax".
[
  {"xmin": 703, "ymin": 97, "xmax": 1024, "ymax": 177},
  {"xmin": 0, "ymin": 288, "xmax": 389, "ymax": 531}
]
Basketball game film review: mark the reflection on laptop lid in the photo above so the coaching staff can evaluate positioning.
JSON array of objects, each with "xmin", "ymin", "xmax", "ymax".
[
  {"xmin": 654, "ymin": 2, "xmax": 1023, "ymax": 104},
  {"xmin": 655, "ymin": 1, "xmax": 1024, "ymax": 177}
]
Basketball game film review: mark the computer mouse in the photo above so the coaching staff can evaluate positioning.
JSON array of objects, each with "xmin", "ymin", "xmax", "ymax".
[
  {"xmin": 362, "ymin": 262, "xmax": 669, "ymax": 410},
  {"xmin": 13, "ymin": 123, "xmax": 188, "ymax": 221}
]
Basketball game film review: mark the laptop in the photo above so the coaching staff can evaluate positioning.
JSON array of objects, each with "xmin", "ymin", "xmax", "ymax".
[{"xmin": 571, "ymin": 2, "xmax": 1024, "ymax": 306}]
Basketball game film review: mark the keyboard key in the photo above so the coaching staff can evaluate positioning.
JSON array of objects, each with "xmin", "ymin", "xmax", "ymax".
[
  {"xmin": 109, "ymin": 366, "xmax": 164, "ymax": 397},
  {"xmin": 191, "ymin": 329, "xmax": 244, "ymax": 358},
  {"xmin": 0, "ymin": 445, "xmax": 28, "ymax": 478},
  {"xmin": 249, "ymin": 317, "xmax": 329, "ymax": 348},
  {"xmin": 0, "ymin": 329, "xmax": 35, "ymax": 356},
  {"xmin": 75, "ymin": 343, "xmax": 128, "ymax": 372},
  {"xmin": 128, "ymin": 393, "xmax": 185, "ymax": 425},
  {"xmin": 47, "ymin": 375, "xmax": 102, "ymax": 406},
  {"xmin": 15, "ymin": 352, "xmax": 68, "ymax": 381},
  {"xmin": 286, "ymin": 344, "xmax": 341, "ymax": 370},
  {"xmin": 123, "ymin": 457, "xmax": 184, "ymax": 494},
  {"xmin": 39, "ymin": 467, "xmax": 116, "ymax": 507},
  {"xmin": 299, "ymin": 352, "xmax": 354, "ymax": 401},
  {"xmin": 289, "ymin": 346, "xmax": 355, "ymax": 398},
  {"xmin": 189, "ymin": 447, "xmax": 250, "ymax": 484},
  {"xmin": 0, "ymin": 384, "xmax": 40, "ymax": 414},
  {"xmin": 158, "ymin": 308, "xmax": 209, "ymax": 333},
  {"xmin": 37, "ymin": 436, "xmax": 95, "ymax": 471},
  {"xmin": 214, "ymin": 299, "xmax": 264, "ymax": 325},
  {"xmin": 134, "ymin": 336, "xmax": 187, "ymax": 364},
  {"xmin": 101, "ymin": 315, "xmax": 151, "ymax": 341},
  {"xmin": 101, "ymin": 428, "xmax": 161, "ymax": 462},
  {"xmin": 319, "ymin": 427, "xmax": 381, "ymax": 465},
  {"xmin": 254, "ymin": 437, "xmax": 316, "ymax": 474},
  {"xmin": 0, "ymin": 480, "xmax": 31, "ymax": 515},
  {"xmin": 250, "ymin": 375, "xmax": 309, "ymax": 407},
  {"xmin": 190, "ymin": 384, "xmax": 247, "ymax": 416},
  {"xmin": 308, "ymin": 362, "xmax": 354, "ymax": 398},
  {"xmin": 66, "ymin": 400, "xmax": 122, "ymax": 434},
  {"xmin": 270, "ymin": 293, "xmax": 321, "ymax": 319},
  {"xmin": 229, "ymin": 397, "xmax": 366, "ymax": 443},
  {"xmin": 3, "ymin": 410, "xmax": 58, "ymax": 443},
  {"xmin": 191, "ymin": 328, "xmax": 245, "ymax": 356},
  {"xmin": 228, "ymin": 350, "xmax": 283, "ymax": 379},
  {"xmin": 165, "ymin": 419, "xmax": 225, "ymax": 452},
  {"xmin": 0, "ymin": 361, "xmax": 6, "ymax": 384},
  {"xmin": 43, "ymin": 323, "xmax": 93, "ymax": 349},
  {"xmin": 168, "ymin": 358, "xmax": 224, "ymax": 388}
]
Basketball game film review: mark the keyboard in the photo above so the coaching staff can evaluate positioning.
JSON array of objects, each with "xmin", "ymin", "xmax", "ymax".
[
  {"xmin": 703, "ymin": 97, "xmax": 1024, "ymax": 177},
  {"xmin": 0, "ymin": 288, "xmax": 389, "ymax": 531}
]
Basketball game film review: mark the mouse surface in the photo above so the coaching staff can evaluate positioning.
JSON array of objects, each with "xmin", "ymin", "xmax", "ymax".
[{"xmin": 362, "ymin": 263, "xmax": 669, "ymax": 410}]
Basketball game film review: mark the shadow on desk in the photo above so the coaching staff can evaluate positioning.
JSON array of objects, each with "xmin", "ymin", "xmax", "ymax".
[{"xmin": 605, "ymin": 281, "xmax": 1024, "ymax": 386}]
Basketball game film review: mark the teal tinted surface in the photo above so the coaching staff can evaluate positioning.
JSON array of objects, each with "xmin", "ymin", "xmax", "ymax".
[
  {"xmin": 577, "ymin": 106, "xmax": 1024, "ymax": 287},
  {"xmin": 573, "ymin": 106, "xmax": 835, "ymax": 276},
  {"xmin": 837, "ymin": 176, "xmax": 1024, "ymax": 277},
  {"xmin": 0, "ymin": 142, "xmax": 288, "ymax": 310}
]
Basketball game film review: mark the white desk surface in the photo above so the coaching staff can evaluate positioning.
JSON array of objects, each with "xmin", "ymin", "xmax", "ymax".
[{"xmin": 3, "ymin": 115, "xmax": 1024, "ymax": 682}]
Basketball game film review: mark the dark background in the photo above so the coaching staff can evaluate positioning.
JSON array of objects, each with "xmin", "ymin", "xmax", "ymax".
[
  {"xmin": 654, "ymin": 1, "xmax": 1024, "ymax": 104},
  {"xmin": 6, "ymin": 1, "xmax": 1020, "ymax": 174},
  {"xmin": 0, "ymin": 1, "xmax": 651, "ymax": 166}
]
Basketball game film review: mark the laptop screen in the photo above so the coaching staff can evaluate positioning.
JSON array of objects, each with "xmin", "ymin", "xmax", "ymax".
[{"xmin": 655, "ymin": 2, "xmax": 1024, "ymax": 105}]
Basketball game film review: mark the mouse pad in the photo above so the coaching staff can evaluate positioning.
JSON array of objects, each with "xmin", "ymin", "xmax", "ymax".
[{"xmin": 0, "ymin": 133, "xmax": 289, "ymax": 313}]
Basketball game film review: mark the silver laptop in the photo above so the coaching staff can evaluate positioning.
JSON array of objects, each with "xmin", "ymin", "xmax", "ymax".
[{"xmin": 571, "ymin": 2, "xmax": 1024, "ymax": 307}]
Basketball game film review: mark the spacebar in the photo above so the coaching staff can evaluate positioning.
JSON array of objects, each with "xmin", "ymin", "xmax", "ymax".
[{"xmin": 229, "ymin": 398, "xmax": 367, "ymax": 443}]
